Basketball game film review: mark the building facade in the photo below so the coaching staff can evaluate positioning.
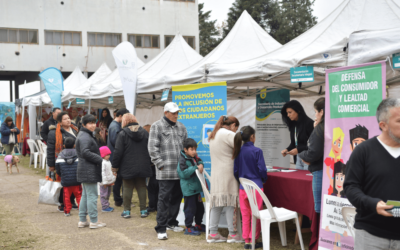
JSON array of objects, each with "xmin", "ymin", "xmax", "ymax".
[{"xmin": 0, "ymin": 0, "xmax": 199, "ymax": 95}]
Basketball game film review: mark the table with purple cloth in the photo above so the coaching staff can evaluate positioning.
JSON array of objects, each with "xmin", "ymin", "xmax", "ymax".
[{"xmin": 263, "ymin": 169, "xmax": 319, "ymax": 250}]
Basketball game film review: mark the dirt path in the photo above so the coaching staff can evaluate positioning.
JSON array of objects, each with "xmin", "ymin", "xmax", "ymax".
[{"xmin": 0, "ymin": 156, "xmax": 309, "ymax": 250}]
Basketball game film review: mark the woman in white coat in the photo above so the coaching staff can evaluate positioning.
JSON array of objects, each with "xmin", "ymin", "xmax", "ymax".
[{"xmin": 207, "ymin": 115, "xmax": 243, "ymax": 243}]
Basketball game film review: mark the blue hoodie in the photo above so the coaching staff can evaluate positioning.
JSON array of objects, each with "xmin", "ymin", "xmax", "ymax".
[{"xmin": 234, "ymin": 141, "xmax": 267, "ymax": 190}]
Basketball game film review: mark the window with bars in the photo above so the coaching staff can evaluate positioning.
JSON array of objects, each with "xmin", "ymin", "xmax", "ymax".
[
  {"xmin": 128, "ymin": 34, "xmax": 159, "ymax": 48},
  {"xmin": 165, "ymin": 35, "xmax": 195, "ymax": 49},
  {"xmin": 88, "ymin": 32, "xmax": 121, "ymax": 47},
  {"xmin": 0, "ymin": 28, "xmax": 38, "ymax": 44},
  {"xmin": 45, "ymin": 30, "xmax": 81, "ymax": 45}
]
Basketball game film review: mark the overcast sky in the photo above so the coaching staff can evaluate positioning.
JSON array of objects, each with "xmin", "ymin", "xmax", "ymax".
[{"xmin": 199, "ymin": 0, "xmax": 345, "ymax": 26}]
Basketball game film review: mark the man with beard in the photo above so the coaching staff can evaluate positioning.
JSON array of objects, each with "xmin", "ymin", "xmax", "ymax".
[{"xmin": 344, "ymin": 98, "xmax": 400, "ymax": 249}]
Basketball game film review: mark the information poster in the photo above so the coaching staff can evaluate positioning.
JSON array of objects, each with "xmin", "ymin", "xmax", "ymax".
[
  {"xmin": 319, "ymin": 61, "xmax": 386, "ymax": 250},
  {"xmin": 172, "ymin": 82, "xmax": 227, "ymax": 175},
  {"xmin": 0, "ymin": 102, "xmax": 16, "ymax": 140},
  {"xmin": 255, "ymin": 89, "xmax": 290, "ymax": 168}
]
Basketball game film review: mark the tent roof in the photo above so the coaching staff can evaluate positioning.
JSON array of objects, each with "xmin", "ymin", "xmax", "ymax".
[
  {"xmin": 199, "ymin": 0, "xmax": 400, "ymax": 87},
  {"xmin": 63, "ymin": 63, "xmax": 112, "ymax": 100},
  {"xmin": 163, "ymin": 10, "xmax": 282, "ymax": 86},
  {"xmin": 86, "ymin": 34, "xmax": 203, "ymax": 100},
  {"xmin": 348, "ymin": 28, "xmax": 400, "ymax": 66}
]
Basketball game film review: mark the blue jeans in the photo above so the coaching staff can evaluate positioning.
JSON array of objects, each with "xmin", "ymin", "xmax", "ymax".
[
  {"xmin": 311, "ymin": 170, "xmax": 323, "ymax": 213},
  {"xmin": 79, "ymin": 183, "xmax": 98, "ymax": 223},
  {"xmin": 295, "ymin": 156, "xmax": 309, "ymax": 170}
]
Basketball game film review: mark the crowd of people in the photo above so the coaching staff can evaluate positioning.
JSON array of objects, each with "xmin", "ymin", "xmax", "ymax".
[{"xmin": 2, "ymin": 96, "xmax": 399, "ymax": 249}]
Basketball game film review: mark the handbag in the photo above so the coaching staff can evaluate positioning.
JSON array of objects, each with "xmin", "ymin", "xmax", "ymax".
[
  {"xmin": 8, "ymin": 132, "xmax": 15, "ymax": 144},
  {"xmin": 38, "ymin": 172, "xmax": 62, "ymax": 206}
]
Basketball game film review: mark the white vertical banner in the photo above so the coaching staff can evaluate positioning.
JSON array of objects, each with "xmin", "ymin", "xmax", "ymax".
[
  {"xmin": 112, "ymin": 42, "xmax": 138, "ymax": 114},
  {"xmin": 28, "ymin": 105, "xmax": 37, "ymax": 139}
]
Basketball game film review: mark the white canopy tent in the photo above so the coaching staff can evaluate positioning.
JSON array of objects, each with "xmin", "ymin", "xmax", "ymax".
[
  {"xmin": 21, "ymin": 66, "xmax": 87, "ymax": 107},
  {"xmin": 162, "ymin": 0, "xmax": 400, "ymax": 98},
  {"xmin": 69, "ymin": 34, "xmax": 203, "ymax": 108},
  {"xmin": 63, "ymin": 63, "xmax": 112, "ymax": 102},
  {"xmin": 163, "ymin": 10, "xmax": 282, "ymax": 88}
]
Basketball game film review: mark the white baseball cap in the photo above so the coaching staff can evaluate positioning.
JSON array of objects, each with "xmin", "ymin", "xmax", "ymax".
[{"xmin": 164, "ymin": 102, "xmax": 182, "ymax": 113}]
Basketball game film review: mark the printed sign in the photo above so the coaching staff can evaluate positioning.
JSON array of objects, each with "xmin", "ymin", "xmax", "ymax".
[
  {"xmin": 255, "ymin": 89, "xmax": 290, "ymax": 168},
  {"xmin": 319, "ymin": 61, "xmax": 386, "ymax": 250},
  {"xmin": 290, "ymin": 66, "xmax": 314, "ymax": 83},
  {"xmin": 172, "ymin": 82, "xmax": 227, "ymax": 175},
  {"xmin": 393, "ymin": 53, "xmax": 400, "ymax": 69},
  {"xmin": 108, "ymin": 96, "xmax": 114, "ymax": 104},
  {"xmin": 161, "ymin": 89, "xmax": 170, "ymax": 101},
  {"xmin": 329, "ymin": 64, "xmax": 382, "ymax": 119},
  {"xmin": 76, "ymin": 98, "xmax": 85, "ymax": 104}
]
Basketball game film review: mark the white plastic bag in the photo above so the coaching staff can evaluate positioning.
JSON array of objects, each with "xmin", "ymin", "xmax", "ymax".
[
  {"xmin": 38, "ymin": 173, "xmax": 62, "ymax": 206},
  {"xmin": 8, "ymin": 133, "xmax": 15, "ymax": 144}
]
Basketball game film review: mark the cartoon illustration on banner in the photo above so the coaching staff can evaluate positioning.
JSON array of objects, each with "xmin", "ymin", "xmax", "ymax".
[{"xmin": 318, "ymin": 61, "xmax": 386, "ymax": 250}]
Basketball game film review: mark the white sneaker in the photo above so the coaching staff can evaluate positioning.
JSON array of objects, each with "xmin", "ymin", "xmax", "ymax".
[
  {"xmin": 158, "ymin": 232, "xmax": 168, "ymax": 240},
  {"xmin": 90, "ymin": 221, "xmax": 107, "ymax": 229},
  {"xmin": 167, "ymin": 225, "xmax": 184, "ymax": 232},
  {"xmin": 78, "ymin": 221, "xmax": 90, "ymax": 228}
]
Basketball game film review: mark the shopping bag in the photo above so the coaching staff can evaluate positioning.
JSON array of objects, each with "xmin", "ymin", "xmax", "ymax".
[
  {"xmin": 38, "ymin": 172, "xmax": 62, "ymax": 206},
  {"xmin": 8, "ymin": 133, "xmax": 15, "ymax": 144}
]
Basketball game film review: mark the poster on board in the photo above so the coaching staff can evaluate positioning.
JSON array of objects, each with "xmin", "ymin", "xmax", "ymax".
[
  {"xmin": 171, "ymin": 82, "xmax": 227, "ymax": 175},
  {"xmin": 255, "ymin": 89, "xmax": 290, "ymax": 168},
  {"xmin": 318, "ymin": 61, "xmax": 386, "ymax": 250}
]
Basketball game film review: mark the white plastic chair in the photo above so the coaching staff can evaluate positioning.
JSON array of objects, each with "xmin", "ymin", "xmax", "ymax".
[
  {"xmin": 37, "ymin": 140, "xmax": 47, "ymax": 169},
  {"xmin": 26, "ymin": 139, "xmax": 40, "ymax": 169},
  {"xmin": 342, "ymin": 207, "xmax": 357, "ymax": 238},
  {"xmin": 239, "ymin": 178, "xmax": 305, "ymax": 250},
  {"xmin": 196, "ymin": 169, "xmax": 212, "ymax": 240},
  {"xmin": 196, "ymin": 170, "xmax": 242, "ymax": 241}
]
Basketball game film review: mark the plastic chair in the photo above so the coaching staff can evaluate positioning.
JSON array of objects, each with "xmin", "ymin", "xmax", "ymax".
[
  {"xmin": 342, "ymin": 207, "xmax": 357, "ymax": 238},
  {"xmin": 196, "ymin": 170, "xmax": 242, "ymax": 241},
  {"xmin": 239, "ymin": 178, "xmax": 305, "ymax": 250},
  {"xmin": 26, "ymin": 139, "xmax": 40, "ymax": 169},
  {"xmin": 196, "ymin": 169, "xmax": 212, "ymax": 241},
  {"xmin": 37, "ymin": 140, "xmax": 47, "ymax": 169}
]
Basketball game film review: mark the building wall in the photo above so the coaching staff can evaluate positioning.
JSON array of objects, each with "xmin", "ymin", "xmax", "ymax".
[{"xmin": 0, "ymin": 0, "xmax": 199, "ymax": 75}]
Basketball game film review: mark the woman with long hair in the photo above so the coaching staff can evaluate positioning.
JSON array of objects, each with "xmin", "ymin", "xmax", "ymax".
[
  {"xmin": 47, "ymin": 111, "xmax": 79, "ymax": 213},
  {"xmin": 94, "ymin": 127, "xmax": 107, "ymax": 147},
  {"xmin": 298, "ymin": 97, "xmax": 325, "ymax": 213},
  {"xmin": 112, "ymin": 114, "xmax": 152, "ymax": 218},
  {"xmin": 207, "ymin": 115, "xmax": 243, "ymax": 243},
  {"xmin": 280, "ymin": 100, "xmax": 314, "ymax": 170},
  {"xmin": 97, "ymin": 108, "xmax": 113, "ymax": 143},
  {"xmin": 0, "ymin": 116, "xmax": 20, "ymax": 155}
]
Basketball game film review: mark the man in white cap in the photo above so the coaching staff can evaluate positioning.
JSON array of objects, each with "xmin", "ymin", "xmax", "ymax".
[{"xmin": 148, "ymin": 102, "xmax": 188, "ymax": 240}]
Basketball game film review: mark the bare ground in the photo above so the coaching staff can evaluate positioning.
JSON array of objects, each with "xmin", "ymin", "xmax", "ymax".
[{"xmin": 0, "ymin": 155, "xmax": 310, "ymax": 250}]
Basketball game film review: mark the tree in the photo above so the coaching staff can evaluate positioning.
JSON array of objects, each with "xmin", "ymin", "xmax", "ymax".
[
  {"xmin": 222, "ymin": 0, "xmax": 280, "ymax": 38},
  {"xmin": 199, "ymin": 3, "xmax": 220, "ymax": 57},
  {"xmin": 272, "ymin": 0, "xmax": 317, "ymax": 44}
]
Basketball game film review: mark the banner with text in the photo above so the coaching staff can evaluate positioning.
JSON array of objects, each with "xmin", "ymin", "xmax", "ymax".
[
  {"xmin": 113, "ymin": 42, "xmax": 138, "ymax": 114},
  {"xmin": 255, "ymin": 89, "xmax": 290, "ymax": 168},
  {"xmin": 319, "ymin": 61, "xmax": 386, "ymax": 250},
  {"xmin": 39, "ymin": 67, "xmax": 64, "ymax": 109},
  {"xmin": 172, "ymin": 82, "xmax": 227, "ymax": 175}
]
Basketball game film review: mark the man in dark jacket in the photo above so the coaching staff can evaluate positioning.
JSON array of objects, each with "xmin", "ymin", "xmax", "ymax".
[
  {"xmin": 55, "ymin": 137, "xmax": 81, "ymax": 216},
  {"xmin": 112, "ymin": 116, "xmax": 152, "ymax": 218},
  {"xmin": 76, "ymin": 114, "xmax": 105, "ymax": 229},
  {"xmin": 41, "ymin": 107, "xmax": 61, "ymax": 143},
  {"xmin": 107, "ymin": 108, "xmax": 129, "ymax": 207},
  {"xmin": 70, "ymin": 108, "xmax": 82, "ymax": 129}
]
